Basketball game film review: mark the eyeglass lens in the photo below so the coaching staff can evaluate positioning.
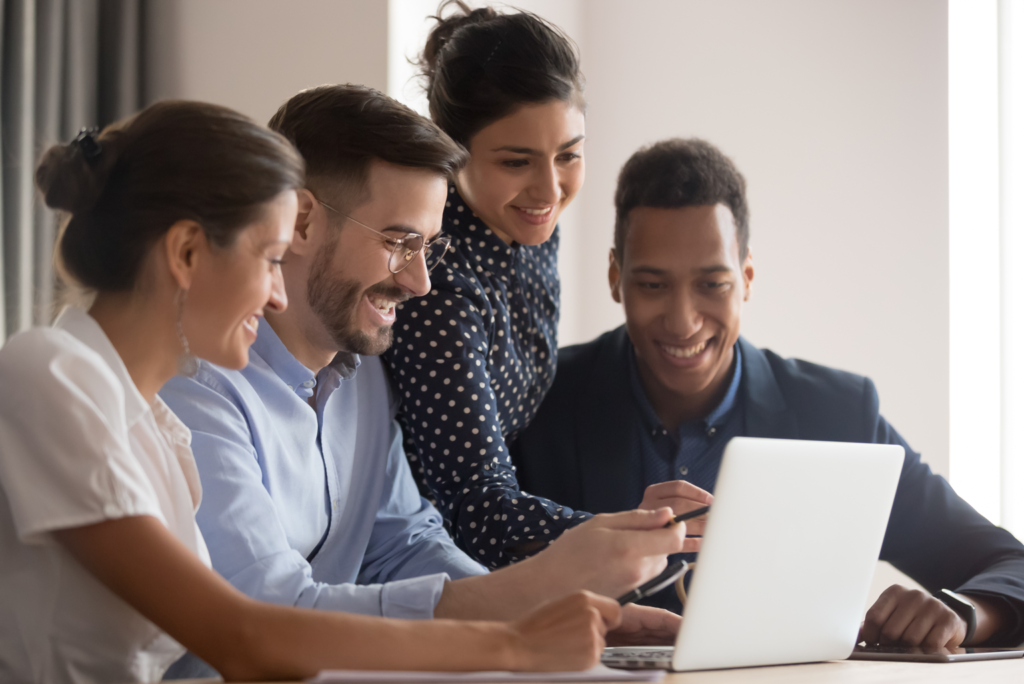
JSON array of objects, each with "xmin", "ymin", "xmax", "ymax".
[{"xmin": 389, "ymin": 236, "xmax": 452, "ymax": 274}]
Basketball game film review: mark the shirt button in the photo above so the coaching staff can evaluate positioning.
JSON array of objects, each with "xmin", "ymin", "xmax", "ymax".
[
  {"xmin": 707, "ymin": 426, "xmax": 717, "ymax": 437},
  {"xmin": 302, "ymin": 380, "xmax": 315, "ymax": 388},
  {"xmin": 679, "ymin": 466, "xmax": 689, "ymax": 476}
]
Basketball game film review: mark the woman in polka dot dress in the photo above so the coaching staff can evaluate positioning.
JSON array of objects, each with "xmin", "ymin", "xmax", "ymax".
[{"xmin": 383, "ymin": 1, "xmax": 590, "ymax": 569}]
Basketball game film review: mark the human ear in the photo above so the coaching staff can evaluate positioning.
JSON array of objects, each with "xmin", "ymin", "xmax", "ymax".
[
  {"xmin": 742, "ymin": 247, "xmax": 755, "ymax": 302},
  {"xmin": 608, "ymin": 248, "xmax": 623, "ymax": 304},
  {"xmin": 163, "ymin": 220, "xmax": 207, "ymax": 291},
  {"xmin": 288, "ymin": 188, "xmax": 320, "ymax": 256}
]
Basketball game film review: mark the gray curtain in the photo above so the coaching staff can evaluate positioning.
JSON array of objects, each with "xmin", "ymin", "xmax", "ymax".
[{"xmin": 1, "ymin": 0, "xmax": 147, "ymax": 340}]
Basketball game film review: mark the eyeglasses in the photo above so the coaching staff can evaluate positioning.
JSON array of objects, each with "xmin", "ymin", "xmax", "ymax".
[{"xmin": 317, "ymin": 200, "xmax": 451, "ymax": 274}]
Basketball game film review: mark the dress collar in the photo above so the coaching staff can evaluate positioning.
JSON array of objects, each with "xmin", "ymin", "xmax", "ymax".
[
  {"xmin": 54, "ymin": 307, "xmax": 152, "ymax": 429},
  {"xmin": 445, "ymin": 185, "xmax": 519, "ymax": 273}
]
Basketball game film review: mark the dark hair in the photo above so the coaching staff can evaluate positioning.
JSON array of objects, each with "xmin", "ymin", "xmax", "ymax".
[
  {"xmin": 35, "ymin": 100, "xmax": 305, "ymax": 292},
  {"xmin": 614, "ymin": 138, "xmax": 750, "ymax": 261},
  {"xmin": 268, "ymin": 84, "xmax": 468, "ymax": 210},
  {"xmin": 418, "ymin": 0, "xmax": 585, "ymax": 147}
]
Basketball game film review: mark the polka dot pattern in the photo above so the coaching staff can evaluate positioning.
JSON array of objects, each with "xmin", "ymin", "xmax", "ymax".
[{"xmin": 383, "ymin": 186, "xmax": 591, "ymax": 568}]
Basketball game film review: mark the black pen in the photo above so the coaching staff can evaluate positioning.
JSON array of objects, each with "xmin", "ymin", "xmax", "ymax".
[
  {"xmin": 616, "ymin": 559, "xmax": 690, "ymax": 605},
  {"xmin": 664, "ymin": 505, "xmax": 711, "ymax": 528}
]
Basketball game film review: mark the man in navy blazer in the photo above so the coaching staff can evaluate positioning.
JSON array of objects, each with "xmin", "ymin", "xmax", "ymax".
[{"xmin": 510, "ymin": 138, "xmax": 1024, "ymax": 649}]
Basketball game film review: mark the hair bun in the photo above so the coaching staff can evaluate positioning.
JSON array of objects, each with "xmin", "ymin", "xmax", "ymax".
[
  {"xmin": 420, "ymin": 0, "xmax": 499, "ymax": 84},
  {"xmin": 34, "ymin": 137, "xmax": 111, "ymax": 214}
]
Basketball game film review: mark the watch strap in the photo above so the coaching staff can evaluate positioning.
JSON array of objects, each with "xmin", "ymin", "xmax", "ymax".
[{"xmin": 935, "ymin": 588, "xmax": 977, "ymax": 644}]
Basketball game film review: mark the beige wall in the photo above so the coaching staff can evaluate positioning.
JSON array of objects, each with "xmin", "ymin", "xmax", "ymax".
[
  {"xmin": 151, "ymin": 0, "xmax": 948, "ymax": 603},
  {"xmin": 146, "ymin": 0, "xmax": 388, "ymax": 125},
  {"xmin": 570, "ymin": 0, "xmax": 949, "ymax": 482},
  {"xmin": 149, "ymin": 0, "xmax": 950, "ymax": 494}
]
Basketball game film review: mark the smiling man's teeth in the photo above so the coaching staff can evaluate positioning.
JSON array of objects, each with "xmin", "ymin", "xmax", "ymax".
[
  {"xmin": 370, "ymin": 297, "xmax": 395, "ymax": 314},
  {"xmin": 247, "ymin": 315, "xmax": 259, "ymax": 331},
  {"xmin": 521, "ymin": 207, "xmax": 551, "ymax": 216},
  {"xmin": 662, "ymin": 340, "xmax": 707, "ymax": 359}
]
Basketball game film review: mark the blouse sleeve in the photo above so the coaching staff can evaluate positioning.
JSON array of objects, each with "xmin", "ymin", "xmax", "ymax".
[
  {"xmin": 387, "ymin": 286, "xmax": 591, "ymax": 569},
  {"xmin": 0, "ymin": 330, "xmax": 161, "ymax": 544}
]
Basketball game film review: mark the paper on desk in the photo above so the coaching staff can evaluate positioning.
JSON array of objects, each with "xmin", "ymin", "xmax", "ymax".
[{"xmin": 308, "ymin": 665, "xmax": 664, "ymax": 683}]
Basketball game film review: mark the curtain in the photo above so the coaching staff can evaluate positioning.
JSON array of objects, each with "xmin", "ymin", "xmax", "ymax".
[{"xmin": 0, "ymin": 0, "xmax": 148, "ymax": 340}]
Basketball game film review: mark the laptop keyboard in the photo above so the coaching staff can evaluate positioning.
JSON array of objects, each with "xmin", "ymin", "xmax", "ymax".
[{"xmin": 601, "ymin": 647, "xmax": 674, "ymax": 670}]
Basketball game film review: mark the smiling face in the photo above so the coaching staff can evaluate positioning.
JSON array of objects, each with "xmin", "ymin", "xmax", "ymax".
[
  {"xmin": 307, "ymin": 161, "xmax": 449, "ymax": 356},
  {"xmin": 185, "ymin": 190, "xmax": 297, "ymax": 369},
  {"xmin": 610, "ymin": 204, "xmax": 754, "ymax": 424},
  {"xmin": 456, "ymin": 100, "xmax": 585, "ymax": 246}
]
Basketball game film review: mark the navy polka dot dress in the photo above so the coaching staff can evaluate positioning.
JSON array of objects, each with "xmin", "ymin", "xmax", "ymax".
[{"xmin": 383, "ymin": 186, "xmax": 592, "ymax": 568}]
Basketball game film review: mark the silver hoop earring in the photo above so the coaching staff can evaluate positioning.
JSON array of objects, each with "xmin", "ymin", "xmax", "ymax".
[{"xmin": 176, "ymin": 288, "xmax": 199, "ymax": 377}]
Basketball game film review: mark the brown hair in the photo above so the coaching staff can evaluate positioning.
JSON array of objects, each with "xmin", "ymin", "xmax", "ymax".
[
  {"xmin": 614, "ymin": 138, "xmax": 750, "ymax": 261},
  {"xmin": 267, "ymin": 84, "xmax": 468, "ymax": 211},
  {"xmin": 419, "ymin": 0, "xmax": 585, "ymax": 147},
  {"xmin": 35, "ymin": 100, "xmax": 305, "ymax": 292}
]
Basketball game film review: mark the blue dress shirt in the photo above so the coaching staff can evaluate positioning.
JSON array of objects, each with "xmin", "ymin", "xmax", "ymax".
[
  {"xmin": 160, "ymin": 322, "xmax": 487, "ymax": 624},
  {"xmin": 627, "ymin": 342, "xmax": 745, "ymax": 496},
  {"xmin": 625, "ymin": 342, "xmax": 744, "ymax": 612}
]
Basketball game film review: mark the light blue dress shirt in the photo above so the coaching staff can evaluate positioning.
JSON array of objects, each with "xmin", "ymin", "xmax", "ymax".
[{"xmin": 159, "ymin": 321, "xmax": 488, "ymax": 657}]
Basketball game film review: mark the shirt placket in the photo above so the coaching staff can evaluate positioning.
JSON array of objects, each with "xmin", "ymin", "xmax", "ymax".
[{"xmin": 309, "ymin": 370, "xmax": 345, "ymax": 563}]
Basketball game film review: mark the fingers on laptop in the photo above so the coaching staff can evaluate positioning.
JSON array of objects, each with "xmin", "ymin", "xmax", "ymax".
[
  {"xmin": 861, "ymin": 584, "xmax": 967, "ymax": 649},
  {"xmin": 509, "ymin": 591, "xmax": 620, "ymax": 671},
  {"xmin": 607, "ymin": 604, "xmax": 681, "ymax": 647}
]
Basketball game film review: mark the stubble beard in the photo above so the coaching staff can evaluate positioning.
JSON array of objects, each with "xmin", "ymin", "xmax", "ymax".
[{"xmin": 307, "ymin": 243, "xmax": 396, "ymax": 357}]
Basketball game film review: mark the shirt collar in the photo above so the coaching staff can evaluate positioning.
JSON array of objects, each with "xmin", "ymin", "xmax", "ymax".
[
  {"xmin": 249, "ymin": 320, "xmax": 360, "ymax": 399},
  {"xmin": 627, "ymin": 339, "xmax": 744, "ymax": 434},
  {"xmin": 53, "ymin": 306, "xmax": 151, "ymax": 428}
]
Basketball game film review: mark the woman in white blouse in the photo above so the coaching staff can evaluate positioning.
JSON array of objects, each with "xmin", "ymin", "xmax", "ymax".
[{"xmin": 0, "ymin": 101, "xmax": 621, "ymax": 684}]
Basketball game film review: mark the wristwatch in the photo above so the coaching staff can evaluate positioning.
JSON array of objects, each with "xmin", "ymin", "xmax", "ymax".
[{"xmin": 935, "ymin": 589, "xmax": 977, "ymax": 644}]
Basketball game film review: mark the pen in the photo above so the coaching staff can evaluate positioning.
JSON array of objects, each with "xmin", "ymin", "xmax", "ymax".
[
  {"xmin": 664, "ymin": 505, "xmax": 711, "ymax": 528},
  {"xmin": 616, "ymin": 559, "xmax": 690, "ymax": 605}
]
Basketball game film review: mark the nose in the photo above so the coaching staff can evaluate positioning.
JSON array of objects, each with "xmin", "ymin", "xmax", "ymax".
[
  {"xmin": 266, "ymin": 268, "xmax": 288, "ymax": 312},
  {"xmin": 394, "ymin": 250, "xmax": 432, "ymax": 298},
  {"xmin": 663, "ymin": 289, "xmax": 702, "ymax": 340},
  {"xmin": 529, "ymin": 160, "xmax": 561, "ymax": 205}
]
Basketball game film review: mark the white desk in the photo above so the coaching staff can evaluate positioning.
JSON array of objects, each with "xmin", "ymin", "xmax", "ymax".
[{"xmin": 182, "ymin": 656, "xmax": 1024, "ymax": 684}]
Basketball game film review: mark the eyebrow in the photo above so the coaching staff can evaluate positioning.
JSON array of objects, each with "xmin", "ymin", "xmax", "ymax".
[
  {"xmin": 631, "ymin": 265, "xmax": 733, "ymax": 276},
  {"xmin": 383, "ymin": 224, "xmax": 444, "ymax": 242},
  {"xmin": 492, "ymin": 134, "xmax": 585, "ymax": 155}
]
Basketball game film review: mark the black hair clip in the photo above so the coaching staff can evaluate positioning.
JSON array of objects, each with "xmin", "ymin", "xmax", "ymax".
[
  {"xmin": 484, "ymin": 38, "xmax": 503, "ymax": 65},
  {"xmin": 72, "ymin": 127, "xmax": 102, "ymax": 165}
]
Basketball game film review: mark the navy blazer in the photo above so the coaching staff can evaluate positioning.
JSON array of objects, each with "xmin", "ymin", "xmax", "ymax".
[{"xmin": 510, "ymin": 326, "xmax": 1024, "ymax": 645}]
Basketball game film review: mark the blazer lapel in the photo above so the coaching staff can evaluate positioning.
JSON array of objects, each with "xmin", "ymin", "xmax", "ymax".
[
  {"xmin": 739, "ymin": 337, "xmax": 799, "ymax": 439},
  {"xmin": 575, "ymin": 326, "xmax": 645, "ymax": 513}
]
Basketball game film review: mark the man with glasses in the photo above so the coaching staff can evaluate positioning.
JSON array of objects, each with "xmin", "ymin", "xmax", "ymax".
[{"xmin": 160, "ymin": 85, "xmax": 687, "ymax": 678}]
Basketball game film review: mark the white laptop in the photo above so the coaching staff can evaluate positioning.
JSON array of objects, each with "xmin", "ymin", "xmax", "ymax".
[{"xmin": 603, "ymin": 436, "xmax": 904, "ymax": 672}]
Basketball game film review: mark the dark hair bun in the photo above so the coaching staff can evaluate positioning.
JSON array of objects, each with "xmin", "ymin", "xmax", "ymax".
[
  {"xmin": 421, "ymin": 2, "xmax": 497, "ymax": 84},
  {"xmin": 36, "ymin": 101, "xmax": 304, "ymax": 293},
  {"xmin": 34, "ymin": 138, "xmax": 114, "ymax": 215},
  {"xmin": 418, "ymin": 0, "xmax": 584, "ymax": 146}
]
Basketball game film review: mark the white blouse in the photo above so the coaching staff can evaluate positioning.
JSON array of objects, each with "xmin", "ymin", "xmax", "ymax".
[{"xmin": 0, "ymin": 308, "xmax": 211, "ymax": 684}]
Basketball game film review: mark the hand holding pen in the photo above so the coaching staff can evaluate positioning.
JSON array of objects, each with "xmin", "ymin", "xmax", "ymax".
[
  {"xmin": 617, "ymin": 506, "xmax": 711, "ymax": 606},
  {"xmin": 638, "ymin": 480, "xmax": 714, "ymax": 536}
]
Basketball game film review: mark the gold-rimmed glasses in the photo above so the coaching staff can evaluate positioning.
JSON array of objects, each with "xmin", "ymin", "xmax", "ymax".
[{"xmin": 317, "ymin": 200, "xmax": 452, "ymax": 274}]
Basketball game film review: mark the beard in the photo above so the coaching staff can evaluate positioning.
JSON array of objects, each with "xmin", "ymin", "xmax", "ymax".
[{"xmin": 307, "ymin": 242, "xmax": 402, "ymax": 356}]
